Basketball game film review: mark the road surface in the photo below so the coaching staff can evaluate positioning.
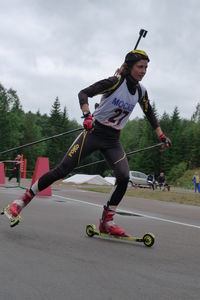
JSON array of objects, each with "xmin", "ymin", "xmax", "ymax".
[{"xmin": 0, "ymin": 185, "xmax": 200, "ymax": 300}]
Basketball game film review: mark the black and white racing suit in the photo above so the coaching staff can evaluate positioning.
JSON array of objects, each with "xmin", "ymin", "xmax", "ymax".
[{"xmin": 36, "ymin": 75, "xmax": 159, "ymax": 207}]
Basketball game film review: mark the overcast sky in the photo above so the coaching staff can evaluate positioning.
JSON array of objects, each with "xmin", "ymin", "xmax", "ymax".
[{"xmin": 1, "ymin": 0, "xmax": 200, "ymax": 124}]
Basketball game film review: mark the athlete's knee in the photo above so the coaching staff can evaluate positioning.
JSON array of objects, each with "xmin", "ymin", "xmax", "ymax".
[{"xmin": 115, "ymin": 174, "xmax": 130, "ymax": 186}]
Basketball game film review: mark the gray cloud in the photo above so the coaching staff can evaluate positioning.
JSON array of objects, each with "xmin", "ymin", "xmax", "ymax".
[{"xmin": 0, "ymin": 0, "xmax": 200, "ymax": 123}]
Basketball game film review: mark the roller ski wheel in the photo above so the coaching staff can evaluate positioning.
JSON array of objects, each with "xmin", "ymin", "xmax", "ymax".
[
  {"xmin": 86, "ymin": 224, "xmax": 155, "ymax": 247},
  {"xmin": 86, "ymin": 224, "xmax": 97, "ymax": 237},
  {"xmin": 142, "ymin": 233, "xmax": 155, "ymax": 247},
  {"xmin": 1, "ymin": 205, "xmax": 22, "ymax": 228}
]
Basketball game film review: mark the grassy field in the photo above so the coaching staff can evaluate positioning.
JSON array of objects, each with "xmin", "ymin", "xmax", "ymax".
[
  {"xmin": 175, "ymin": 168, "xmax": 200, "ymax": 189},
  {"xmin": 80, "ymin": 185, "xmax": 200, "ymax": 206}
]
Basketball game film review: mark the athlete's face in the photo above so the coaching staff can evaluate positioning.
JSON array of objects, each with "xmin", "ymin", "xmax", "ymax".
[{"xmin": 130, "ymin": 60, "xmax": 148, "ymax": 81}]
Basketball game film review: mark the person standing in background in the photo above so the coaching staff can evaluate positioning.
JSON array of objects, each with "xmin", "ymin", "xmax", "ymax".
[
  {"xmin": 147, "ymin": 172, "xmax": 155, "ymax": 190},
  {"xmin": 192, "ymin": 172, "xmax": 200, "ymax": 193},
  {"xmin": 8, "ymin": 154, "xmax": 21, "ymax": 183}
]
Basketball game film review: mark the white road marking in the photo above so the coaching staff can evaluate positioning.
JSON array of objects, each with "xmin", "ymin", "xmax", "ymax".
[
  {"xmin": 52, "ymin": 194, "xmax": 101, "ymax": 208},
  {"xmin": 53, "ymin": 194, "xmax": 200, "ymax": 230}
]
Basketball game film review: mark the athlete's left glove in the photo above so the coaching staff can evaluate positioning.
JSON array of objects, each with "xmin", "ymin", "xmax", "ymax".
[
  {"xmin": 82, "ymin": 111, "xmax": 95, "ymax": 131},
  {"xmin": 159, "ymin": 133, "xmax": 172, "ymax": 148}
]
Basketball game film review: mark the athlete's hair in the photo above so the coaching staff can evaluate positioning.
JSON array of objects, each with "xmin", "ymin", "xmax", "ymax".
[{"xmin": 114, "ymin": 62, "xmax": 129, "ymax": 76}]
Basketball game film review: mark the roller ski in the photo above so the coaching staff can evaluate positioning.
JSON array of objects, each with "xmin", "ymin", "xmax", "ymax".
[
  {"xmin": 1, "ymin": 204, "xmax": 22, "ymax": 227},
  {"xmin": 86, "ymin": 224, "xmax": 155, "ymax": 247},
  {"xmin": 86, "ymin": 206, "xmax": 155, "ymax": 247}
]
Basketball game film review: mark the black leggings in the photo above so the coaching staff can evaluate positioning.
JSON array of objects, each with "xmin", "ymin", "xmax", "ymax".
[{"xmin": 37, "ymin": 122, "xmax": 130, "ymax": 207}]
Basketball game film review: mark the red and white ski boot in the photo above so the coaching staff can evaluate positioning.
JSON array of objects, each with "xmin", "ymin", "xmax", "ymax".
[{"xmin": 99, "ymin": 206, "xmax": 130, "ymax": 237}]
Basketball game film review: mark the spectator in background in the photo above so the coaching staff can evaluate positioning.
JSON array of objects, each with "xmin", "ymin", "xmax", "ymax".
[
  {"xmin": 147, "ymin": 172, "xmax": 155, "ymax": 190},
  {"xmin": 8, "ymin": 154, "xmax": 21, "ymax": 183},
  {"xmin": 192, "ymin": 172, "xmax": 200, "ymax": 193},
  {"xmin": 157, "ymin": 172, "xmax": 170, "ymax": 191}
]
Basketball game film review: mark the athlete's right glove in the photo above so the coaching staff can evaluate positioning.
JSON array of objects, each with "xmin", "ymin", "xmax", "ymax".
[
  {"xmin": 82, "ymin": 111, "xmax": 95, "ymax": 131},
  {"xmin": 159, "ymin": 133, "xmax": 172, "ymax": 148}
]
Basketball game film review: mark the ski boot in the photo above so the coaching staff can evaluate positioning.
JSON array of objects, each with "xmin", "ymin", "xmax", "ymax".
[
  {"xmin": 1, "ymin": 189, "xmax": 34, "ymax": 227},
  {"xmin": 10, "ymin": 189, "xmax": 34, "ymax": 216},
  {"xmin": 99, "ymin": 206, "xmax": 130, "ymax": 237}
]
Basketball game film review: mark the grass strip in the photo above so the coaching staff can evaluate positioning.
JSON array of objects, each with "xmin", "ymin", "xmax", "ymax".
[{"xmin": 80, "ymin": 186, "xmax": 200, "ymax": 206}]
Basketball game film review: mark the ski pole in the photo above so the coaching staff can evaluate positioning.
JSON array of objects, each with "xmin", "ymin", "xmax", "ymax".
[
  {"xmin": 126, "ymin": 142, "xmax": 162, "ymax": 156},
  {"xmin": 75, "ymin": 143, "xmax": 163, "ymax": 170},
  {"xmin": 134, "ymin": 29, "xmax": 148, "ymax": 50},
  {"xmin": 0, "ymin": 127, "xmax": 83, "ymax": 155}
]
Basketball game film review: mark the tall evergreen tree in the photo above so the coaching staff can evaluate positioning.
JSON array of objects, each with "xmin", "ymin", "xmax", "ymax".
[
  {"xmin": 46, "ymin": 97, "xmax": 63, "ymax": 166},
  {"xmin": 0, "ymin": 84, "xmax": 9, "ymax": 156},
  {"xmin": 7, "ymin": 88, "xmax": 22, "ymax": 111},
  {"xmin": 160, "ymin": 107, "xmax": 181, "ymax": 173},
  {"xmin": 191, "ymin": 102, "xmax": 200, "ymax": 123},
  {"xmin": 20, "ymin": 112, "xmax": 45, "ymax": 173},
  {"xmin": 1, "ymin": 80, "xmax": 200, "ymax": 181}
]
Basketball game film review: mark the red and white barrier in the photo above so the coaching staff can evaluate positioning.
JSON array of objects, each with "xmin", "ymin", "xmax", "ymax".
[
  {"xmin": 31, "ymin": 157, "xmax": 52, "ymax": 196},
  {"xmin": 0, "ymin": 162, "xmax": 5, "ymax": 186}
]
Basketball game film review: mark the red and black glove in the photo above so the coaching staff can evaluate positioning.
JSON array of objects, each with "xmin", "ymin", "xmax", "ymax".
[
  {"xmin": 82, "ymin": 111, "xmax": 95, "ymax": 131},
  {"xmin": 159, "ymin": 133, "xmax": 172, "ymax": 148}
]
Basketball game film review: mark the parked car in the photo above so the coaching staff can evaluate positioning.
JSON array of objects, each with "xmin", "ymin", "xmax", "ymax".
[{"xmin": 129, "ymin": 171, "xmax": 149, "ymax": 188}]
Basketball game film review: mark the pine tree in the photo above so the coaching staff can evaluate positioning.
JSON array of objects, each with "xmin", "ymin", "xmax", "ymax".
[
  {"xmin": 0, "ymin": 83, "xmax": 10, "ymax": 153},
  {"xmin": 20, "ymin": 112, "xmax": 45, "ymax": 173},
  {"xmin": 160, "ymin": 107, "xmax": 181, "ymax": 174},
  {"xmin": 191, "ymin": 102, "xmax": 200, "ymax": 123},
  {"xmin": 7, "ymin": 88, "xmax": 22, "ymax": 111},
  {"xmin": 46, "ymin": 97, "xmax": 63, "ymax": 166}
]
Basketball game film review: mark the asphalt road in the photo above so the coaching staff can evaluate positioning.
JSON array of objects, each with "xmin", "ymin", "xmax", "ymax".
[{"xmin": 0, "ymin": 185, "xmax": 200, "ymax": 300}]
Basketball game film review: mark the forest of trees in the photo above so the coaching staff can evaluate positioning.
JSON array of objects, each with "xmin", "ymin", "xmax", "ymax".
[{"xmin": 1, "ymin": 82, "xmax": 200, "ymax": 184}]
